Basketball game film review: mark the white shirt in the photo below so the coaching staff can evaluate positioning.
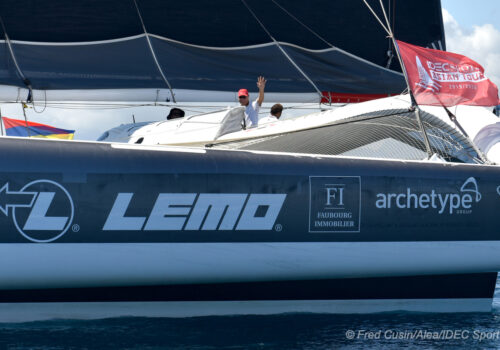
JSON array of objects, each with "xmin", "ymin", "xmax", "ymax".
[
  {"xmin": 244, "ymin": 100, "xmax": 260, "ymax": 128},
  {"xmin": 259, "ymin": 114, "xmax": 279, "ymax": 124}
]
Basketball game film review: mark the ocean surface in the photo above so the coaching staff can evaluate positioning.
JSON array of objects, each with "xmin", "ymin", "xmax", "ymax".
[{"xmin": 1, "ymin": 277, "xmax": 500, "ymax": 349}]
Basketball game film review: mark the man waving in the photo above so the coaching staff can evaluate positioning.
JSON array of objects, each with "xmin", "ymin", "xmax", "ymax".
[{"xmin": 238, "ymin": 76, "xmax": 266, "ymax": 128}]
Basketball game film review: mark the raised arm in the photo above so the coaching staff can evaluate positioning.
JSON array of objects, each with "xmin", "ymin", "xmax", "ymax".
[{"xmin": 256, "ymin": 76, "xmax": 266, "ymax": 106}]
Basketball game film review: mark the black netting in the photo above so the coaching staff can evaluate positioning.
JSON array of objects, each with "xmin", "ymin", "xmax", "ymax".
[{"xmin": 210, "ymin": 109, "xmax": 482, "ymax": 164}]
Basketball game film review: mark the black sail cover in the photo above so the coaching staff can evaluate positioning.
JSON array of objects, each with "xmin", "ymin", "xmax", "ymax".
[{"xmin": 0, "ymin": 0, "xmax": 446, "ymax": 102}]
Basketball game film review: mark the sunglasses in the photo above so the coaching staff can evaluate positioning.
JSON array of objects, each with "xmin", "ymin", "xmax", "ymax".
[{"xmin": 239, "ymin": 96, "xmax": 248, "ymax": 99}]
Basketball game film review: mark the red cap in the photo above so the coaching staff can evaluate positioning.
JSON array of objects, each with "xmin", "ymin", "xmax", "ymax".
[{"xmin": 238, "ymin": 88, "xmax": 249, "ymax": 97}]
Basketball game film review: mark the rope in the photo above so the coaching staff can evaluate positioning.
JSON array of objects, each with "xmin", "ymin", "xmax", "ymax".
[
  {"xmin": 0, "ymin": 16, "xmax": 38, "ymax": 136},
  {"xmin": 0, "ymin": 99, "xmax": 328, "ymax": 114},
  {"xmin": 0, "ymin": 15, "xmax": 33, "ymax": 103},
  {"xmin": 361, "ymin": 0, "xmax": 391, "ymax": 36},
  {"xmin": 370, "ymin": 0, "xmax": 411, "ymax": 97},
  {"xmin": 379, "ymin": 0, "xmax": 434, "ymax": 158},
  {"xmin": 240, "ymin": 0, "xmax": 324, "ymax": 101},
  {"xmin": 392, "ymin": 0, "xmax": 396, "ymax": 34},
  {"xmin": 385, "ymin": 0, "xmax": 394, "ymax": 68},
  {"xmin": 133, "ymin": 0, "xmax": 176, "ymax": 103},
  {"xmin": 270, "ymin": 0, "xmax": 336, "ymax": 49},
  {"xmin": 32, "ymin": 90, "xmax": 47, "ymax": 113}
]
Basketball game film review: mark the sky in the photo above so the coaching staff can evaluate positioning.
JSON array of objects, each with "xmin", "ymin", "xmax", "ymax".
[
  {"xmin": 441, "ymin": 0, "xmax": 498, "ymax": 29},
  {"xmin": 441, "ymin": 0, "xmax": 500, "ymax": 87},
  {"xmin": 1, "ymin": 1, "xmax": 500, "ymax": 141}
]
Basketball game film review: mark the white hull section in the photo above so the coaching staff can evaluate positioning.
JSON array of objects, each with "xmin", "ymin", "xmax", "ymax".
[
  {"xmin": 0, "ymin": 242, "xmax": 500, "ymax": 289},
  {"xmin": 96, "ymin": 94, "xmax": 500, "ymax": 165}
]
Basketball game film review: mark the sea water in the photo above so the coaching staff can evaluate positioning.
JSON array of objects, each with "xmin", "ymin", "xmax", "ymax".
[{"xmin": 1, "ymin": 278, "xmax": 500, "ymax": 349}]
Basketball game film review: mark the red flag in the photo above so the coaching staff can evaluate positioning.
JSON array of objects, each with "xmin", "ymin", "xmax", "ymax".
[{"xmin": 396, "ymin": 40, "xmax": 500, "ymax": 107}]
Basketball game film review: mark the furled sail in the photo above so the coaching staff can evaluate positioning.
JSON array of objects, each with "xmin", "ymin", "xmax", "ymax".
[{"xmin": 0, "ymin": 0, "xmax": 446, "ymax": 102}]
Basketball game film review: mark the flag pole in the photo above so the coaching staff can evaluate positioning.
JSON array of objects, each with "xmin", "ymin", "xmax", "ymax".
[
  {"xmin": 0, "ymin": 107, "xmax": 4, "ymax": 136},
  {"xmin": 375, "ymin": 0, "xmax": 434, "ymax": 159},
  {"xmin": 21, "ymin": 102, "xmax": 31, "ymax": 137}
]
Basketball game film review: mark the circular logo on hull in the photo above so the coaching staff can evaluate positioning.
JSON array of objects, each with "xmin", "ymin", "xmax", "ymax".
[{"xmin": 12, "ymin": 180, "xmax": 74, "ymax": 243}]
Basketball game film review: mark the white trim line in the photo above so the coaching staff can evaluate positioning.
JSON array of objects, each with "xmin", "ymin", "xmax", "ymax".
[
  {"xmin": 1, "ymin": 34, "xmax": 147, "ymax": 46},
  {"xmin": 111, "ymin": 143, "xmax": 206, "ymax": 153},
  {"xmin": 0, "ymin": 34, "xmax": 402, "ymax": 76},
  {"xmin": 0, "ymin": 242, "xmax": 499, "ymax": 289},
  {"xmin": 149, "ymin": 33, "xmax": 277, "ymax": 50}
]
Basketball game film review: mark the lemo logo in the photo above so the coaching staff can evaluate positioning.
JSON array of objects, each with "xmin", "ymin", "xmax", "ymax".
[
  {"xmin": 103, "ymin": 193, "xmax": 286, "ymax": 231},
  {"xmin": 0, "ymin": 179, "xmax": 74, "ymax": 242}
]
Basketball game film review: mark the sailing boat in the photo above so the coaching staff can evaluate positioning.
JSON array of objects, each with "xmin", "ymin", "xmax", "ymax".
[{"xmin": 0, "ymin": 1, "xmax": 499, "ymax": 321}]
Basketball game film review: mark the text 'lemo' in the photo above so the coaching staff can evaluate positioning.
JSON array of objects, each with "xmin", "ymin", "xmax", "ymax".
[{"xmin": 103, "ymin": 193, "xmax": 286, "ymax": 231}]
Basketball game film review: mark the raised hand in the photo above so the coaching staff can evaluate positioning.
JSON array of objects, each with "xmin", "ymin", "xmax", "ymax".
[{"xmin": 257, "ymin": 76, "xmax": 267, "ymax": 90}]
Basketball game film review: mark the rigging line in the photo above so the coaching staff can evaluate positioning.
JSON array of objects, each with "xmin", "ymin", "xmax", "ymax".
[
  {"xmin": 32, "ymin": 90, "xmax": 47, "ymax": 113},
  {"xmin": 379, "ymin": 0, "xmax": 392, "ymax": 38},
  {"xmin": 270, "ymin": 0, "xmax": 336, "ymax": 49},
  {"xmin": 0, "ymin": 16, "xmax": 33, "ymax": 102},
  {"xmin": 388, "ymin": 0, "xmax": 391, "ymax": 25},
  {"xmin": 370, "ymin": 1, "xmax": 410, "ymax": 95},
  {"xmin": 240, "ymin": 0, "xmax": 324, "ymax": 101},
  {"xmin": 361, "ymin": 0, "xmax": 391, "ymax": 36},
  {"xmin": 386, "ymin": 0, "xmax": 391, "ymax": 48},
  {"xmin": 443, "ymin": 106, "xmax": 489, "ymax": 163},
  {"xmin": 376, "ymin": 0, "xmax": 433, "ymax": 159},
  {"xmin": 384, "ymin": 0, "xmax": 394, "ymax": 69},
  {"xmin": 0, "ymin": 107, "xmax": 4, "ymax": 136},
  {"xmin": 132, "ymin": 0, "xmax": 176, "ymax": 103},
  {"xmin": 392, "ymin": 0, "xmax": 396, "ymax": 35},
  {"xmin": 384, "ymin": 0, "xmax": 396, "ymax": 69}
]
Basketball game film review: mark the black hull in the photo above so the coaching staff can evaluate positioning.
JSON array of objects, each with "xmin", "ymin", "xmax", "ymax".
[
  {"xmin": 2, "ymin": 273, "xmax": 496, "ymax": 303},
  {"xmin": 0, "ymin": 137, "xmax": 498, "ymax": 317}
]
